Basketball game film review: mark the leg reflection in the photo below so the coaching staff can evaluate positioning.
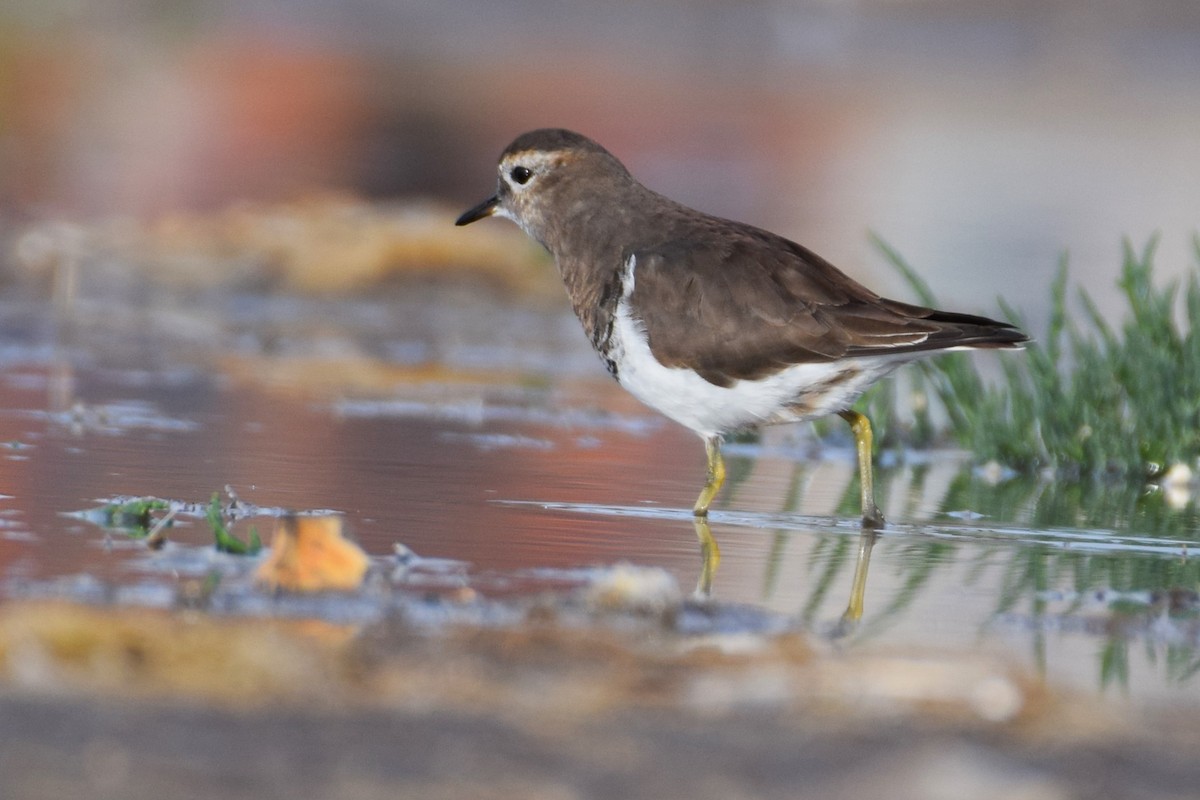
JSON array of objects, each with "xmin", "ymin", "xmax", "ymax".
[
  {"xmin": 833, "ymin": 528, "xmax": 878, "ymax": 638},
  {"xmin": 692, "ymin": 516, "xmax": 722, "ymax": 598}
]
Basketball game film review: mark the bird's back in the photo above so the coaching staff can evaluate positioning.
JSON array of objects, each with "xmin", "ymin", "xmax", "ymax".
[{"xmin": 610, "ymin": 201, "xmax": 1026, "ymax": 387}]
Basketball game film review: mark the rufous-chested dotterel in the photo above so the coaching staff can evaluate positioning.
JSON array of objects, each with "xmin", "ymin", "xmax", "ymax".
[{"xmin": 457, "ymin": 129, "xmax": 1026, "ymax": 527}]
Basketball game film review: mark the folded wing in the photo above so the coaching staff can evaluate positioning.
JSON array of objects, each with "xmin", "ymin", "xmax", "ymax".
[{"xmin": 629, "ymin": 219, "xmax": 1026, "ymax": 387}]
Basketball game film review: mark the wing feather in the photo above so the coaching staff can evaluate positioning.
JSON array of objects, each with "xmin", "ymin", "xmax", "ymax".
[{"xmin": 627, "ymin": 218, "xmax": 1023, "ymax": 386}]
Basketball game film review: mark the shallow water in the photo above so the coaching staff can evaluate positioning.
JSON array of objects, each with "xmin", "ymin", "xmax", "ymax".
[{"xmin": 0, "ymin": 286, "xmax": 1197, "ymax": 706}]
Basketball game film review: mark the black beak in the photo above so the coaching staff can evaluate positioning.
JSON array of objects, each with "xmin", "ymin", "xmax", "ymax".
[{"xmin": 455, "ymin": 195, "xmax": 500, "ymax": 226}]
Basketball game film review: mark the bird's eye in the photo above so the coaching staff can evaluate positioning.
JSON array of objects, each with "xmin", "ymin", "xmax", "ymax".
[{"xmin": 510, "ymin": 166, "xmax": 534, "ymax": 185}]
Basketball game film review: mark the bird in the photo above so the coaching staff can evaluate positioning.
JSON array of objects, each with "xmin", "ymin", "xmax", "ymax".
[{"xmin": 456, "ymin": 128, "xmax": 1026, "ymax": 527}]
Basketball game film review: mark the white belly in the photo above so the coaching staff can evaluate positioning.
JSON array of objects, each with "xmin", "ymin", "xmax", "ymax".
[{"xmin": 610, "ymin": 301, "xmax": 889, "ymax": 438}]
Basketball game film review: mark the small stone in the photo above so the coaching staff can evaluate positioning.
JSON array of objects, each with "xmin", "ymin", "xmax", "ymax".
[{"xmin": 584, "ymin": 563, "xmax": 681, "ymax": 615}]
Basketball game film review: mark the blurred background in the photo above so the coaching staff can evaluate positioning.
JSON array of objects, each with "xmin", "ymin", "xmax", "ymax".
[
  {"xmin": 1, "ymin": 0, "xmax": 1198, "ymax": 320},
  {"xmin": 0, "ymin": 1, "xmax": 1198, "ymax": 712}
]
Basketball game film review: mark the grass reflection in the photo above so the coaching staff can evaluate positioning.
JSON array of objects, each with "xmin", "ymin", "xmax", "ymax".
[{"xmin": 735, "ymin": 457, "xmax": 1200, "ymax": 693}]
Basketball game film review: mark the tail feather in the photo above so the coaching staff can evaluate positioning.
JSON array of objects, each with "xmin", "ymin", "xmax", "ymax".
[
  {"xmin": 878, "ymin": 301, "xmax": 1030, "ymax": 354},
  {"xmin": 924, "ymin": 310, "xmax": 1029, "ymax": 349}
]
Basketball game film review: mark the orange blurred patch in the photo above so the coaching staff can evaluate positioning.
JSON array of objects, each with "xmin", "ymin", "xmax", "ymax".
[
  {"xmin": 255, "ymin": 515, "xmax": 369, "ymax": 592},
  {"xmin": 12, "ymin": 195, "xmax": 554, "ymax": 295}
]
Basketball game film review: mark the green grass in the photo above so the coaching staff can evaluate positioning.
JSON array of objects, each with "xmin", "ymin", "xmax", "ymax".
[
  {"xmin": 100, "ymin": 497, "xmax": 171, "ymax": 537},
  {"xmin": 866, "ymin": 235, "xmax": 1200, "ymax": 480},
  {"xmin": 207, "ymin": 491, "xmax": 262, "ymax": 555}
]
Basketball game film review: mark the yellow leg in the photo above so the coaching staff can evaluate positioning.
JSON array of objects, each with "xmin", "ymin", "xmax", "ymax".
[
  {"xmin": 692, "ymin": 516, "xmax": 721, "ymax": 598},
  {"xmin": 838, "ymin": 410, "xmax": 885, "ymax": 528},
  {"xmin": 832, "ymin": 528, "xmax": 878, "ymax": 639},
  {"xmin": 693, "ymin": 435, "xmax": 726, "ymax": 517},
  {"xmin": 841, "ymin": 529, "xmax": 877, "ymax": 624}
]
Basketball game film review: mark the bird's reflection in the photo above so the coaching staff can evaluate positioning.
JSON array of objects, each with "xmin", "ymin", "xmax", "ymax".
[
  {"xmin": 831, "ymin": 528, "xmax": 877, "ymax": 640},
  {"xmin": 692, "ymin": 517, "xmax": 721, "ymax": 598},
  {"xmin": 691, "ymin": 515, "xmax": 878, "ymax": 640}
]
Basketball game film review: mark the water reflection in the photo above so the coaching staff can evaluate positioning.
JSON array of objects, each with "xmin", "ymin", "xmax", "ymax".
[
  {"xmin": 679, "ymin": 453, "xmax": 1200, "ymax": 696},
  {"xmin": 834, "ymin": 529, "xmax": 877, "ymax": 640},
  {"xmin": 692, "ymin": 517, "xmax": 720, "ymax": 598}
]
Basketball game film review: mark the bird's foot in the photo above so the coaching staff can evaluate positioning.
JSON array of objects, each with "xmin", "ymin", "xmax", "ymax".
[{"xmin": 861, "ymin": 507, "xmax": 885, "ymax": 530}]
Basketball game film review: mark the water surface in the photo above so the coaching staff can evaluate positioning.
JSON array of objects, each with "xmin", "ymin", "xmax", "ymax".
[{"xmin": 0, "ymin": 287, "xmax": 1196, "ymax": 706}]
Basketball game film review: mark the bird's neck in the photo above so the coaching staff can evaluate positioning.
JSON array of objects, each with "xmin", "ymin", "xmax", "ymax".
[
  {"xmin": 530, "ymin": 189, "xmax": 633, "ymax": 345},
  {"xmin": 541, "ymin": 186, "xmax": 664, "ymax": 350}
]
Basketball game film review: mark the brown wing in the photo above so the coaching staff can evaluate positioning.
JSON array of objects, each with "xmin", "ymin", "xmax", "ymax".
[{"xmin": 628, "ymin": 220, "xmax": 1025, "ymax": 387}]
